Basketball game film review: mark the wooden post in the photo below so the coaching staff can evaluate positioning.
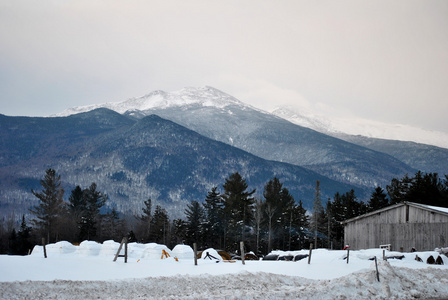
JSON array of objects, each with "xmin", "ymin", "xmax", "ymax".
[
  {"xmin": 240, "ymin": 241, "xmax": 245, "ymax": 265},
  {"xmin": 124, "ymin": 238, "xmax": 128, "ymax": 263},
  {"xmin": 308, "ymin": 243, "xmax": 313, "ymax": 264},
  {"xmin": 374, "ymin": 256, "xmax": 380, "ymax": 282},
  {"xmin": 193, "ymin": 243, "xmax": 198, "ymax": 266},
  {"xmin": 42, "ymin": 238, "xmax": 47, "ymax": 258},
  {"xmin": 113, "ymin": 237, "xmax": 128, "ymax": 262},
  {"xmin": 383, "ymin": 249, "xmax": 386, "ymax": 261},
  {"xmin": 346, "ymin": 248, "xmax": 350, "ymax": 264}
]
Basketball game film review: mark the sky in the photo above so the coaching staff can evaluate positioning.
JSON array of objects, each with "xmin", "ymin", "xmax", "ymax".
[{"xmin": 1, "ymin": 0, "xmax": 448, "ymax": 133}]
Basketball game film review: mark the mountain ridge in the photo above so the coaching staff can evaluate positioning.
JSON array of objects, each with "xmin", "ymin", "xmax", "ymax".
[
  {"xmin": 51, "ymin": 87, "xmax": 420, "ymax": 189},
  {"xmin": 271, "ymin": 106, "xmax": 448, "ymax": 149},
  {"xmin": 0, "ymin": 109, "xmax": 361, "ymax": 219}
]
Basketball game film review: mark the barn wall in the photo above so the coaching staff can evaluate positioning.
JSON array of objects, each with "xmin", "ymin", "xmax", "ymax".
[{"xmin": 344, "ymin": 204, "xmax": 448, "ymax": 251}]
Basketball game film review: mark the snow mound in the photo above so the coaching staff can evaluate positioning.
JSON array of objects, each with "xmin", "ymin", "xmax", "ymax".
[
  {"xmin": 141, "ymin": 243, "xmax": 173, "ymax": 260},
  {"xmin": 172, "ymin": 244, "xmax": 194, "ymax": 260}
]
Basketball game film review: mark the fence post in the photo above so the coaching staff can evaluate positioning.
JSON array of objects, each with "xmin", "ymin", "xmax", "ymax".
[
  {"xmin": 240, "ymin": 241, "xmax": 245, "ymax": 265},
  {"xmin": 124, "ymin": 237, "xmax": 128, "ymax": 263},
  {"xmin": 193, "ymin": 243, "xmax": 198, "ymax": 266},
  {"xmin": 383, "ymin": 249, "xmax": 386, "ymax": 261},
  {"xmin": 42, "ymin": 238, "xmax": 47, "ymax": 258},
  {"xmin": 374, "ymin": 256, "xmax": 380, "ymax": 282},
  {"xmin": 308, "ymin": 243, "xmax": 313, "ymax": 264},
  {"xmin": 347, "ymin": 248, "xmax": 350, "ymax": 264}
]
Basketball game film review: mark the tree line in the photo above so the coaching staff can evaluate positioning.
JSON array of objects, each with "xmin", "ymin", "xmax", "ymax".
[{"xmin": 1, "ymin": 169, "xmax": 447, "ymax": 255}]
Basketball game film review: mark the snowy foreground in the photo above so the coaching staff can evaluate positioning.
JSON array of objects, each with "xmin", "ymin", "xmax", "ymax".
[{"xmin": 1, "ymin": 241, "xmax": 448, "ymax": 299}]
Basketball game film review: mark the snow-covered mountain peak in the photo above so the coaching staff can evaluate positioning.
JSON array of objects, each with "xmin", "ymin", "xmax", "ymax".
[
  {"xmin": 55, "ymin": 86, "xmax": 246, "ymax": 117},
  {"xmin": 272, "ymin": 106, "xmax": 448, "ymax": 149}
]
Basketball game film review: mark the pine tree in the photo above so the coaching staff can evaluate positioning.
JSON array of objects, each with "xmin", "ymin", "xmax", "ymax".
[
  {"xmin": 202, "ymin": 187, "xmax": 224, "ymax": 248},
  {"xmin": 170, "ymin": 218, "xmax": 187, "ymax": 245},
  {"xmin": 102, "ymin": 207, "xmax": 122, "ymax": 241},
  {"xmin": 263, "ymin": 177, "xmax": 295, "ymax": 251},
  {"xmin": 16, "ymin": 215, "xmax": 32, "ymax": 255},
  {"xmin": 289, "ymin": 200, "xmax": 309, "ymax": 250},
  {"xmin": 387, "ymin": 174, "xmax": 412, "ymax": 204},
  {"xmin": 151, "ymin": 205, "xmax": 170, "ymax": 245},
  {"xmin": 30, "ymin": 168, "xmax": 66, "ymax": 243},
  {"xmin": 367, "ymin": 187, "xmax": 389, "ymax": 212},
  {"xmin": 386, "ymin": 172, "xmax": 448, "ymax": 208},
  {"xmin": 78, "ymin": 183, "xmax": 107, "ymax": 241},
  {"xmin": 222, "ymin": 172, "xmax": 255, "ymax": 249},
  {"xmin": 184, "ymin": 200, "xmax": 205, "ymax": 247},
  {"xmin": 136, "ymin": 198, "xmax": 152, "ymax": 242},
  {"xmin": 67, "ymin": 185, "xmax": 86, "ymax": 242}
]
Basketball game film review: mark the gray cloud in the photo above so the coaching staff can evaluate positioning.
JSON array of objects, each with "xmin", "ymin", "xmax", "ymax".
[{"xmin": 1, "ymin": 0, "xmax": 447, "ymax": 132}]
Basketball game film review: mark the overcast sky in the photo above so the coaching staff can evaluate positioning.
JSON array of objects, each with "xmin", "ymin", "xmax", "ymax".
[{"xmin": 1, "ymin": 0, "xmax": 447, "ymax": 133}]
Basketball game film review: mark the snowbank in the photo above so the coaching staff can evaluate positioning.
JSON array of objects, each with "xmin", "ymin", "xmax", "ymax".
[{"xmin": 2, "ymin": 241, "xmax": 448, "ymax": 299}]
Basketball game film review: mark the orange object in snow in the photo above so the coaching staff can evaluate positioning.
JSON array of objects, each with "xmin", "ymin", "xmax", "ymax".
[{"xmin": 161, "ymin": 249, "xmax": 170, "ymax": 259}]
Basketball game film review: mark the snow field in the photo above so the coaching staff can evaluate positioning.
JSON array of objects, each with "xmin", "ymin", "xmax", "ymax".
[{"xmin": 1, "ymin": 241, "xmax": 448, "ymax": 299}]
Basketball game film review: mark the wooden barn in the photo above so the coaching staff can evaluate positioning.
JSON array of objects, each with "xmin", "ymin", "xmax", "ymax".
[{"xmin": 342, "ymin": 202, "xmax": 448, "ymax": 251}]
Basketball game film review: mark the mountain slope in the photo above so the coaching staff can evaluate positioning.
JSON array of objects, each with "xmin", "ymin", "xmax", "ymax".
[
  {"xmin": 333, "ymin": 134, "xmax": 448, "ymax": 176},
  {"xmin": 272, "ymin": 106, "xmax": 448, "ymax": 175},
  {"xmin": 0, "ymin": 109, "xmax": 360, "ymax": 218},
  {"xmin": 271, "ymin": 106, "xmax": 448, "ymax": 150},
  {"xmin": 60, "ymin": 87, "xmax": 414, "ymax": 188}
]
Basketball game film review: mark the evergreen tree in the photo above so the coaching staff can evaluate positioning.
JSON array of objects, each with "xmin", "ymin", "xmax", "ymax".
[
  {"xmin": 263, "ymin": 177, "xmax": 295, "ymax": 251},
  {"xmin": 327, "ymin": 189, "xmax": 367, "ymax": 249},
  {"xmin": 367, "ymin": 187, "xmax": 389, "ymax": 212},
  {"xmin": 288, "ymin": 200, "xmax": 310, "ymax": 250},
  {"xmin": 151, "ymin": 205, "xmax": 170, "ymax": 245},
  {"xmin": 78, "ymin": 183, "xmax": 107, "ymax": 241},
  {"xmin": 136, "ymin": 198, "xmax": 152, "ymax": 242},
  {"xmin": 202, "ymin": 187, "xmax": 224, "ymax": 248},
  {"xmin": 221, "ymin": 172, "xmax": 255, "ymax": 250},
  {"xmin": 16, "ymin": 215, "xmax": 32, "ymax": 255},
  {"xmin": 102, "ymin": 207, "xmax": 122, "ymax": 241},
  {"xmin": 222, "ymin": 172, "xmax": 255, "ymax": 247},
  {"xmin": 67, "ymin": 185, "xmax": 86, "ymax": 242},
  {"xmin": 184, "ymin": 200, "xmax": 205, "ymax": 247},
  {"xmin": 68, "ymin": 185, "xmax": 85, "ymax": 218},
  {"xmin": 387, "ymin": 174, "xmax": 412, "ymax": 204},
  {"xmin": 386, "ymin": 172, "xmax": 448, "ymax": 207},
  {"xmin": 170, "ymin": 218, "xmax": 187, "ymax": 245},
  {"xmin": 30, "ymin": 168, "xmax": 66, "ymax": 243}
]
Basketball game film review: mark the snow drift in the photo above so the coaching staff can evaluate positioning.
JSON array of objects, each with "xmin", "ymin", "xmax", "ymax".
[{"xmin": 1, "ymin": 240, "xmax": 448, "ymax": 299}]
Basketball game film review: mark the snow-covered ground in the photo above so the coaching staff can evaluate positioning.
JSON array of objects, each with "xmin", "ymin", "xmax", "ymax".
[{"xmin": 1, "ymin": 241, "xmax": 448, "ymax": 299}]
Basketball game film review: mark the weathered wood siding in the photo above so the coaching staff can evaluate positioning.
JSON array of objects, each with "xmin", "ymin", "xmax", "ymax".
[{"xmin": 344, "ymin": 204, "xmax": 448, "ymax": 251}]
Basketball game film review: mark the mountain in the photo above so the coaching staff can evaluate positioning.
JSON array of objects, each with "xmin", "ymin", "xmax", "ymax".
[
  {"xmin": 332, "ymin": 134, "xmax": 448, "ymax": 176},
  {"xmin": 0, "ymin": 109, "xmax": 360, "ymax": 219},
  {"xmin": 272, "ymin": 106, "xmax": 448, "ymax": 175},
  {"xmin": 271, "ymin": 106, "xmax": 448, "ymax": 150},
  {"xmin": 56, "ymin": 87, "xmax": 415, "ymax": 189}
]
